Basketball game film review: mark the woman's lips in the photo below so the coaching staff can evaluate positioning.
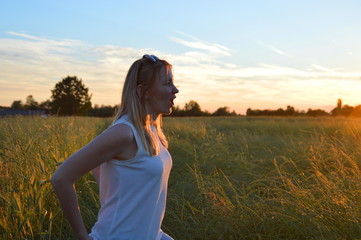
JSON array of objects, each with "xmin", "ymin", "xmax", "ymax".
[{"xmin": 170, "ymin": 96, "xmax": 176, "ymax": 107}]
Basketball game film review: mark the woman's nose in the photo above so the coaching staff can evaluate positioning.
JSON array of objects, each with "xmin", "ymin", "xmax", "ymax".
[{"xmin": 172, "ymin": 84, "xmax": 179, "ymax": 94}]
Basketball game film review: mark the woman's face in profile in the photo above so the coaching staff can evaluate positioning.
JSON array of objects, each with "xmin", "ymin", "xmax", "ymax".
[{"xmin": 147, "ymin": 67, "xmax": 179, "ymax": 115}]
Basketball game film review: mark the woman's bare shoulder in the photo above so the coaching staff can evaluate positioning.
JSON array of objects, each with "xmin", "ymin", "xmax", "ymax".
[{"xmin": 101, "ymin": 123, "xmax": 135, "ymax": 144}]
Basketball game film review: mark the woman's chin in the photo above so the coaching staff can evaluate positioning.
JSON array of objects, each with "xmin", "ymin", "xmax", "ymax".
[{"xmin": 162, "ymin": 108, "xmax": 172, "ymax": 115}]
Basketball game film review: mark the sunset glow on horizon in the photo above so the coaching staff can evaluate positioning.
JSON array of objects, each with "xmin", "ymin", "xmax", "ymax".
[{"xmin": 1, "ymin": 1, "xmax": 361, "ymax": 114}]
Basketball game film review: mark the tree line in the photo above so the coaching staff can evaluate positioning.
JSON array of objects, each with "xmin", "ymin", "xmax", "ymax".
[
  {"xmin": 171, "ymin": 100, "xmax": 238, "ymax": 117},
  {"xmin": 246, "ymin": 105, "xmax": 329, "ymax": 117},
  {"xmin": 1, "ymin": 76, "xmax": 360, "ymax": 118},
  {"xmin": 0, "ymin": 76, "xmax": 238, "ymax": 117},
  {"xmin": 246, "ymin": 99, "xmax": 361, "ymax": 117}
]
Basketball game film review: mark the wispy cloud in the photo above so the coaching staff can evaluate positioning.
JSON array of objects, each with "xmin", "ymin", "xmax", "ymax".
[
  {"xmin": 7, "ymin": 31, "xmax": 84, "ymax": 47},
  {"xmin": 7, "ymin": 31, "xmax": 46, "ymax": 41},
  {"xmin": 257, "ymin": 40, "xmax": 293, "ymax": 58},
  {"xmin": 169, "ymin": 32, "xmax": 230, "ymax": 56},
  {"xmin": 311, "ymin": 64, "xmax": 337, "ymax": 74}
]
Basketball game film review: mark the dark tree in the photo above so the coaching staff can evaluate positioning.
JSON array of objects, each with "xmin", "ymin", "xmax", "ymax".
[
  {"xmin": 306, "ymin": 108, "xmax": 329, "ymax": 117},
  {"xmin": 184, "ymin": 100, "xmax": 205, "ymax": 116},
  {"xmin": 331, "ymin": 98, "xmax": 354, "ymax": 117},
  {"xmin": 11, "ymin": 100, "xmax": 23, "ymax": 109},
  {"xmin": 212, "ymin": 106, "xmax": 237, "ymax": 116},
  {"xmin": 169, "ymin": 100, "xmax": 211, "ymax": 117},
  {"xmin": 24, "ymin": 95, "xmax": 39, "ymax": 110},
  {"xmin": 340, "ymin": 105, "xmax": 354, "ymax": 116},
  {"xmin": 337, "ymin": 99, "xmax": 342, "ymax": 109},
  {"xmin": 332, "ymin": 98, "xmax": 343, "ymax": 116},
  {"xmin": 184, "ymin": 100, "xmax": 201, "ymax": 112},
  {"xmin": 351, "ymin": 105, "xmax": 361, "ymax": 117},
  {"xmin": 285, "ymin": 105, "xmax": 295, "ymax": 116},
  {"xmin": 51, "ymin": 76, "xmax": 92, "ymax": 116}
]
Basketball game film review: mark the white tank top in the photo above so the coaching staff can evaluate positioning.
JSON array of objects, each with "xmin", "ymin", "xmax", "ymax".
[{"xmin": 89, "ymin": 115, "xmax": 172, "ymax": 240}]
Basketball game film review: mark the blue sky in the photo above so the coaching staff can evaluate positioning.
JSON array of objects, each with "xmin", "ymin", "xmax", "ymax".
[{"xmin": 1, "ymin": 0, "xmax": 361, "ymax": 114}]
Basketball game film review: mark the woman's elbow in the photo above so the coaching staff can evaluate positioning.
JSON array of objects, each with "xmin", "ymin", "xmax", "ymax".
[
  {"xmin": 50, "ymin": 173, "xmax": 62, "ymax": 188},
  {"xmin": 50, "ymin": 172, "xmax": 72, "ymax": 189}
]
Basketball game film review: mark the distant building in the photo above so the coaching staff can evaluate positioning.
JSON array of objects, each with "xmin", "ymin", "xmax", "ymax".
[{"xmin": 0, "ymin": 109, "xmax": 46, "ymax": 117}]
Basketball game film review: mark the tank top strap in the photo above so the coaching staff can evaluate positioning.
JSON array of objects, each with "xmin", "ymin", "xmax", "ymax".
[{"xmin": 112, "ymin": 115, "xmax": 145, "ymax": 154}]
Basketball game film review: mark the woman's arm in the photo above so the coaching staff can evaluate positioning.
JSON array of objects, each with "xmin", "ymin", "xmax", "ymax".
[{"xmin": 51, "ymin": 123, "xmax": 135, "ymax": 239}]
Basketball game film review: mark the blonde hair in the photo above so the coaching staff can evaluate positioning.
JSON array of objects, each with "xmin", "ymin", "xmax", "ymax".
[{"xmin": 113, "ymin": 57, "xmax": 172, "ymax": 156}]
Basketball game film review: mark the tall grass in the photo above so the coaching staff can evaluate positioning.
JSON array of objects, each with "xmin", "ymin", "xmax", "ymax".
[
  {"xmin": 163, "ymin": 117, "xmax": 361, "ymax": 239},
  {"xmin": 0, "ymin": 116, "xmax": 110, "ymax": 239},
  {"xmin": 1, "ymin": 116, "xmax": 361, "ymax": 239}
]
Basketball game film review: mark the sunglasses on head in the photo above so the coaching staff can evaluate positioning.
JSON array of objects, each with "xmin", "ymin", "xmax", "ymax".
[{"xmin": 142, "ymin": 54, "xmax": 160, "ymax": 63}]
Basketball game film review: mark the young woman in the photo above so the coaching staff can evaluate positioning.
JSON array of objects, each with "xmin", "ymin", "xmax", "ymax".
[{"xmin": 51, "ymin": 54, "xmax": 179, "ymax": 240}]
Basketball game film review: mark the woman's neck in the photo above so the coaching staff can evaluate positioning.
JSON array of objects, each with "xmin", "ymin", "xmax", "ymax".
[{"xmin": 150, "ymin": 113, "xmax": 160, "ymax": 122}]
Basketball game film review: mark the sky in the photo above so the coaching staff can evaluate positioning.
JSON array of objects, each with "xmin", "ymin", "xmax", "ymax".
[{"xmin": 1, "ymin": 0, "xmax": 361, "ymax": 114}]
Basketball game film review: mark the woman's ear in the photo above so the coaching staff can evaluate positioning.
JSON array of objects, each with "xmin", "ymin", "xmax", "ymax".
[{"xmin": 137, "ymin": 84, "xmax": 149, "ymax": 100}]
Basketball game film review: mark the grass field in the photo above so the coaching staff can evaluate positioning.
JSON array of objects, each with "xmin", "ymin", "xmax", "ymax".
[{"xmin": 1, "ymin": 116, "xmax": 361, "ymax": 239}]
